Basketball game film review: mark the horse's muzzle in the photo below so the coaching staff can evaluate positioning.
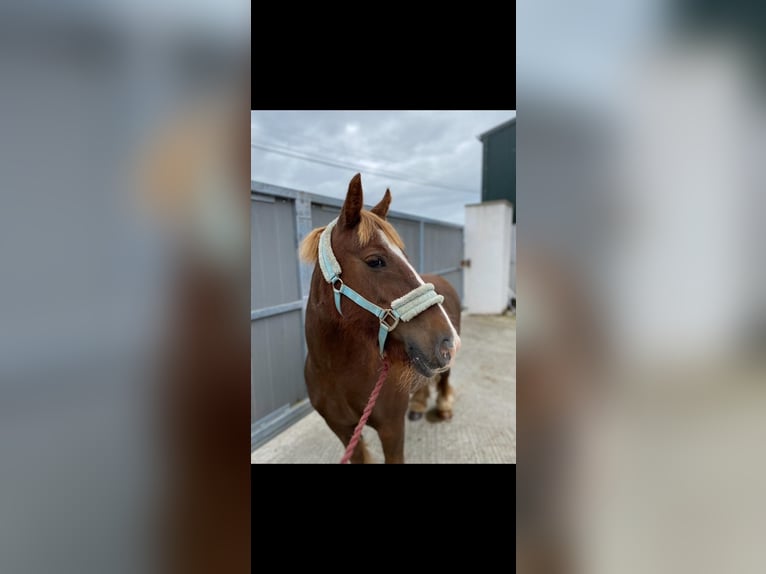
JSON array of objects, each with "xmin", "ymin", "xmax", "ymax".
[{"xmin": 406, "ymin": 335, "xmax": 456, "ymax": 377}]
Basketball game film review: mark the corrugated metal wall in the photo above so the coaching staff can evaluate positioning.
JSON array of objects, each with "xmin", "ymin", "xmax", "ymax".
[
  {"xmin": 250, "ymin": 195, "xmax": 306, "ymax": 423},
  {"xmin": 310, "ymin": 203, "xmax": 340, "ymax": 228},
  {"xmin": 423, "ymin": 222, "xmax": 464, "ymax": 301},
  {"xmin": 251, "ymin": 182, "xmax": 464, "ymax": 449}
]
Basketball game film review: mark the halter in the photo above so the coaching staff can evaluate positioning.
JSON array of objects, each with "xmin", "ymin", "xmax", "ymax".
[{"xmin": 317, "ymin": 217, "xmax": 444, "ymax": 356}]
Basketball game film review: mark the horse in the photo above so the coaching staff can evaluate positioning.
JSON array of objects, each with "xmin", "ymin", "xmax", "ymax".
[{"xmin": 299, "ymin": 173, "xmax": 462, "ymax": 463}]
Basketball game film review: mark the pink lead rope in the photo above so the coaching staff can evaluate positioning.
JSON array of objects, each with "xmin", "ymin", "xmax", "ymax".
[{"xmin": 340, "ymin": 358, "xmax": 390, "ymax": 464}]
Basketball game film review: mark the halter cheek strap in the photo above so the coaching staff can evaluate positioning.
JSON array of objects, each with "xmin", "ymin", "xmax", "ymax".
[{"xmin": 317, "ymin": 218, "xmax": 444, "ymax": 356}]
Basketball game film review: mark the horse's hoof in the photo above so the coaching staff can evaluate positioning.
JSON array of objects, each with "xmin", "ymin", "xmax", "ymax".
[
  {"xmin": 437, "ymin": 409, "xmax": 453, "ymax": 421},
  {"xmin": 408, "ymin": 410, "xmax": 424, "ymax": 421}
]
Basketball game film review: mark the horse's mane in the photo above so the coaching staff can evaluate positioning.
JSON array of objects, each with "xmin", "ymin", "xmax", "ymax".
[{"xmin": 299, "ymin": 211, "xmax": 405, "ymax": 263}]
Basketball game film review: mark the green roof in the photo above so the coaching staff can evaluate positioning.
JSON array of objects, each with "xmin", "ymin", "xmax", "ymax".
[{"xmin": 477, "ymin": 117, "xmax": 516, "ymax": 141}]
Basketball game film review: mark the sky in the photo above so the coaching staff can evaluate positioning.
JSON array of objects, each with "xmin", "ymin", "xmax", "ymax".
[{"xmin": 250, "ymin": 111, "xmax": 515, "ymax": 225}]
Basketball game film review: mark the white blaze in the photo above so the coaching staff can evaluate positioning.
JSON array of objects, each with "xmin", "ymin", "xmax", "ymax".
[{"xmin": 378, "ymin": 230, "xmax": 461, "ymax": 357}]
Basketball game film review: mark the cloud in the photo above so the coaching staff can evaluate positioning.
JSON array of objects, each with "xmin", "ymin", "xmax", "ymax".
[{"xmin": 250, "ymin": 110, "xmax": 515, "ymax": 225}]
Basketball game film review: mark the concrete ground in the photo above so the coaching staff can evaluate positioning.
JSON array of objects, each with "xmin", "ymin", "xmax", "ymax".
[{"xmin": 251, "ymin": 313, "xmax": 516, "ymax": 464}]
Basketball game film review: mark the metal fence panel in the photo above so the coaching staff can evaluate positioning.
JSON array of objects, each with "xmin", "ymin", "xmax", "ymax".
[
  {"xmin": 423, "ymin": 223, "xmax": 462, "ymax": 272},
  {"xmin": 251, "ymin": 311, "xmax": 305, "ymax": 421},
  {"xmin": 251, "ymin": 195, "xmax": 306, "ymax": 430},
  {"xmin": 251, "ymin": 196, "xmax": 300, "ymax": 309},
  {"xmin": 310, "ymin": 204, "xmax": 340, "ymax": 228},
  {"xmin": 422, "ymin": 223, "xmax": 464, "ymax": 300}
]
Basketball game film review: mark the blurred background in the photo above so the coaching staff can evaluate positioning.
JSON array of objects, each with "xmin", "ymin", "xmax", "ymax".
[
  {"xmin": 0, "ymin": 2, "xmax": 250, "ymax": 573},
  {"xmin": 518, "ymin": 0, "xmax": 766, "ymax": 572}
]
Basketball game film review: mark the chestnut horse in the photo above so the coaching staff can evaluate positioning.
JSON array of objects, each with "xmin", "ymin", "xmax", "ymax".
[{"xmin": 299, "ymin": 174, "xmax": 461, "ymax": 463}]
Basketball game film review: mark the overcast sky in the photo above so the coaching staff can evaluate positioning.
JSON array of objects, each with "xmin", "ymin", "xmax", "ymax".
[{"xmin": 250, "ymin": 111, "xmax": 515, "ymax": 225}]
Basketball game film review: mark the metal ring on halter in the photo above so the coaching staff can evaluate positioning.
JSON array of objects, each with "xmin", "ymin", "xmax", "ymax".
[
  {"xmin": 379, "ymin": 309, "xmax": 400, "ymax": 332},
  {"xmin": 331, "ymin": 277, "xmax": 344, "ymax": 292}
]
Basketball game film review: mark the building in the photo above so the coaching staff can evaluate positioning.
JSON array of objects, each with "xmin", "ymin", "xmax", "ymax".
[
  {"xmin": 478, "ymin": 118, "xmax": 516, "ymax": 222},
  {"xmin": 462, "ymin": 117, "xmax": 516, "ymax": 314}
]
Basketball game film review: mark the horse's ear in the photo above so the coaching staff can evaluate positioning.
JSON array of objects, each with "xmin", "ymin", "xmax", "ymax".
[
  {"xmin": 370, "ymin": 188, "xmax": 391, "ymax": 220},
  {"xmin": 339, "ymin": 173, "xmax": 363, "ymax": 229}
]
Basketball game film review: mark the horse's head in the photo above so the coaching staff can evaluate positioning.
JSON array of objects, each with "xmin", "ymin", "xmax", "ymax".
[{"xmin": 300, "ymin": 174, "xmax": 460, "ymax": 376}]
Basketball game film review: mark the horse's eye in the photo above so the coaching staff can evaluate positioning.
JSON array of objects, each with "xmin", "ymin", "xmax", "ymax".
[{"xmin": 366, "ymin": 257, "xmax": 386, "ymax": 268}]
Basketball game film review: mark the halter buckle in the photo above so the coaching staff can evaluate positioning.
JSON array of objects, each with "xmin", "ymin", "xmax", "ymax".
[
  {"xmin": 331, "ymin": 277, "xmax": 344, "ymax": 292},
  {"xmin": 379, "ymin": 309, "xmax": 400, "ymax": 332}
]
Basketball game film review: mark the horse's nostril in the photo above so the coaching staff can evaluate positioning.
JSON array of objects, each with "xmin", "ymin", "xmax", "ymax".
[{"xmin": 437, "ymin": 337, "xmax": 454, "ymax": 367}]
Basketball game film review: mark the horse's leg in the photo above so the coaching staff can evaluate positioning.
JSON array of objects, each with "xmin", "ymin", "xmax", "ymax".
[
  {"xmin": 326, "ymin": 420, "xmax": 373, "ymax": 464},
  {"xmin": 436, "ymin": 370, "xmax": 455, "ymax": 420},
  {"xmin": 377, "ymin": 420, "xmax": 405, "ymax": 464},
  {"xmin": 407, "ymin": 384, "xmax": 430, "ymax": 421}
]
